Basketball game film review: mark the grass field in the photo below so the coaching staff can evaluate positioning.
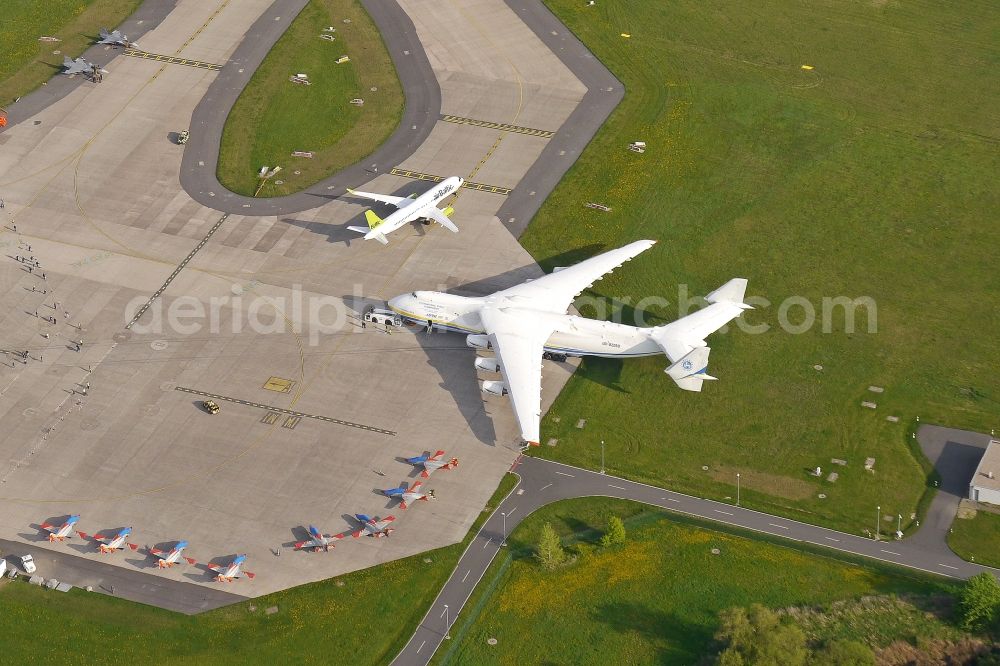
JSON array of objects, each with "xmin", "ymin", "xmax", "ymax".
[
  {"xmin": 523, "ymin": 0, "xmax": 1000, "ymax": 534},
  {"xmin": 435, "ymin": 497, "xmax": 961, "ymax": 664},
  {"xmin": 0, "ymin": 0, "xmax": 141, "ymax": 107},
  {"xmin": 217, "ymin": 0, "xmax": 403, "ymax": 197},
  {"xmin": 0, "ymin": 473, "xmax": 517, "ymax": 664},
  {"xmin": 948, "ymin": 508, "xmax": 1000, "ymax": 569}
]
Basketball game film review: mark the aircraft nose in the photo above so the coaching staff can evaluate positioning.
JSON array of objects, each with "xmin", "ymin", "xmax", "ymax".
[{"xmin": 387, "ymin": 293, "xmax": 411, "ymax": 313}]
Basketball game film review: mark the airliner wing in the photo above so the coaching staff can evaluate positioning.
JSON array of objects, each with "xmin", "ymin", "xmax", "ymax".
[
  {"xmin": 423, "ymin": 206, "xmax": 458, "ymax": 233},
  {"xmin": 496, "ymin": 240, "xmax": 656, "ymax": 314},
  {"xmin": 480, "ymin": 307, "xmax": 556, "ymax": 445},
  {"xmin": 346, "ymin": 188, "xmax": 409, "ymax": 208}
]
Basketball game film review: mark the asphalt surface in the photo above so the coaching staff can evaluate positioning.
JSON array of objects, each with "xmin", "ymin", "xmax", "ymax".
[
  {"xmin": 0, "ymin": 539, "xmax": 243, "ymax": 615},
  {"xmin": 0, "ymin": 0, "xmax": 178, "ymax": 127},
  {"xmin": 392, "ymin": 447, "xmax": 1000, "ymax": 666}
]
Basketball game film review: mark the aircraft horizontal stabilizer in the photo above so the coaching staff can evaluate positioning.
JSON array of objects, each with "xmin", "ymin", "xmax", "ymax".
[
  {"xmin": 347, "ymin": 226, "xmax": 370, "ymax": 234},
  {"xmin": 705, "ymin": 278, "xmax": 753, "ymax": 309},
  {"xmin": 664, "ymin": 346, "xmax": 716, "ymax": 392}
]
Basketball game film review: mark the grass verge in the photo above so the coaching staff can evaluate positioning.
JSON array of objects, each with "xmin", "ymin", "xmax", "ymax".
[
  {"xmin": 435, "ymin": 497, "xmax": 961, "ymax": 664},
  {"xmin": 0, "ymin": 472, "xmax": 518, "ymax": 664},
  {"xmin": 0, "ymin": 0, "xmax": 141, "ymax": 107},
  {"xmin": 217, "ymin": 0, "xmax": 403, "ymax": 196},
  {"xmin": 948, "ymin": 507, "xmax": 1000, "ymax": 570},
  {"xmin": 523, "ymin": 0, "xmax": 1000, "ymax": 534}
]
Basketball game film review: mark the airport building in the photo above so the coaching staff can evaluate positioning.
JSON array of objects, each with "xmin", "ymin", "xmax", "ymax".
[{"xmin": 969, "ymin": 440, "xmax": 1000, "ymax": 506}]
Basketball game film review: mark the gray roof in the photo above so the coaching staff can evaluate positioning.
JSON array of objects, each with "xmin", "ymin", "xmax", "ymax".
[{"xmin": 971, "ymin": 440, "xmax": 1000, "ymax": 492}]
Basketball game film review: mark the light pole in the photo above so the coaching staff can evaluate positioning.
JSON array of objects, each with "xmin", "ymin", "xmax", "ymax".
[
  {"xmin": 897, "ymin": 513, "xmax": 902, "ymax": 538},
  {"xmin": 736, "ymin": 473, "xmax": 741, "ymax": 507},
  {"xmin": 501, "ymin": 512, "xmax": 507, "ymax": 547},
  {"xmin": 444, "ymin": 604, "xmax": 451, "ymax": 640},
  {"xmin": 600, "ymin": 439, "xmax": 605, "ymax": 475},
  {"xmin": 875, "ymin": 505, "xmax": 881, "ymax": 541}
]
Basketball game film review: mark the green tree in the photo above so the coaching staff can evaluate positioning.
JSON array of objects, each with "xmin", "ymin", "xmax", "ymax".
[
  {"xmin": 535, "ymin": 522, "xmax": 566, "ymax": 570},
  {"xmin": 811, "ymin": 639, "xmax": 876, "ymax": 666},
  {"xmin": 959, "ymin": 572, "xmax": 1000, "ymax": 631},
  {"xmin": 714, "ymin": 604, "xmax": 808, "ymax": 666},
  {"xmin": 599, "ymin": 515, "xmax": 626, "ymax": 547}
]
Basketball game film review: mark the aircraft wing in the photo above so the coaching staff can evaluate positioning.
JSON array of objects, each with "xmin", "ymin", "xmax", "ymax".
[
  {"xmin": 346, "ymin": 188, "xmax": 409, "ymax": 208},
  {"xmin": 423, "ymin": 206, "xmax": 458, "ymax": 233},
  {"xmin": 480, "ymin": 307, "xmax": 557, "ymax": 445},
  {"xmin": 496, "ymin": 240, "xmax": 656, "ymax": 314}
]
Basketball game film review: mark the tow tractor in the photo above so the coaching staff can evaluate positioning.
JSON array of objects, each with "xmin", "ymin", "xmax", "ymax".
[{"xmin": 363, "ymin": 306, "xmax": 402, "ymax": 328}]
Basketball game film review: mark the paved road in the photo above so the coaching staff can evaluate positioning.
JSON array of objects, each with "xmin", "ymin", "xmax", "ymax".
[
  {"xmin": 391, "ymin": 452, "xmax": 999, "ymax": 665},
  {"xmin": 0, "ymin": 0, "xmax": 177, "ymax": 127},
  {"xmin": 0, "ymin": 539, "xmax": 243, "ymax": 615}
]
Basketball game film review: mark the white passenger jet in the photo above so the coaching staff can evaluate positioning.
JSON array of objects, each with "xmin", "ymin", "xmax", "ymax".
[
  {"xmin": 345, "ymin": 177, "xmax": 463, "ymax": 244},
  {"xmin": 388, "ymin": 240, "xmax": 752, "ymax": 445}
]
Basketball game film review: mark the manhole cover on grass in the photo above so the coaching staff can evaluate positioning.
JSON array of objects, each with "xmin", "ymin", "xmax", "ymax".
[
  {"xmin": 818, "ymin": 493, "xmax": 827, "ymax": 499},
  {"xmin": 487, "ymin": 638, "xmax": 498, "ymax": 646},
  {"xmin": 711, "ymin": 548, "xmax": 721, "ymax": 555}
]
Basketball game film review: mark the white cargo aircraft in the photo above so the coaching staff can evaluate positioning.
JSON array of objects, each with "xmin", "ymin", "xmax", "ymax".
[
  {"xmin": 388, "ymin": 240, "xmax": 751, "ymax": 445},
  {"xmin": 345, "ymin": 177, "xmax": 463, "ymax": 244}
]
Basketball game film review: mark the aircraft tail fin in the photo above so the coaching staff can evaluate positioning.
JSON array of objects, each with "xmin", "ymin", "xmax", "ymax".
[
  {"xmin": 663, "ymin": 346, "xmax": 716, "ymax": 392},
  {"xmin": 100, "ymin": 28, "xmax": 110, "ymax": 39},
  {"xmin": 364, "ymin": 209, "xmax": 383, "ymax": 230}
]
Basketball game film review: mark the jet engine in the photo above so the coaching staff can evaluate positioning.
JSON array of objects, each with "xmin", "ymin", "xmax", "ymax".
[
  {"xmin": 475, "ymin": 357, "xmax": 501, "ymax": 373},
  {"xmin": 466, "ymin": 334, "xmax": 491, "ymax": 350},
  {"xmin": 481, "ymin": 380, "xmax": 508, "ymax": 397}
]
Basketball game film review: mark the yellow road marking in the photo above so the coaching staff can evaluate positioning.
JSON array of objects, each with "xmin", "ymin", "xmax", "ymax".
[{"xmin": 441, "ymin": 115, "xmax": 554, "ymax": 138}]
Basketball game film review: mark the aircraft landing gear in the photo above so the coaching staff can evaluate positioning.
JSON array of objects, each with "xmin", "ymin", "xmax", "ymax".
[{"xmin": 542, "ymin": 352, "xmax": 568, "ymax": 362}]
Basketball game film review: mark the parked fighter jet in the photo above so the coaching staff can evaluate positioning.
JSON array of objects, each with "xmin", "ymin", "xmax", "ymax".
[
  {"xmin": 345, "ymin": 177, "xmax": 462, "ymax": 244},
  {"xmin": 94, "ymin": 527, "xmax": 137, "ymax": 554},
  {"xmin": 39, "ymin": 515, "xmax": 81, "ymax": 542},
  {"xmin": 382, "ymin": 480, "xmax": 435, "ymax": 509},
  {"xmin": 149, "ymin": 541, "xmax": 195, "ymax": 568},
  {"xmin": 98, "ymin": 27, "xmax": 136, "ymax": 48},
  {"xmin": 388, "ymin": 240, "xmax": 752, "ymax": 445},
  {"xmin": 351, "ymin": 514, "xmax": 395, "ymax": 538},
  {"xmin": 61, "ymin": 56, "xmax": 106, "ymax": 81},
  {"xmin": 405, "ymin": 450, "xmax": 459, "ymax": 478},
  {"xmin": 207, "ymin": 555, "xmax": 254, "ymax": 582},
  {"xmin": 294, "ymin": 525, "xmax": 339, "ymax": 552}
]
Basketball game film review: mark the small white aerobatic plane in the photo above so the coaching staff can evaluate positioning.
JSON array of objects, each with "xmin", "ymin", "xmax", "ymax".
[
  {"xmin": 388, "ymin": 240, "xmax": 752, "ymax": 446},
  {"xmin": 345, "ymin": 177, "xmax": 463, "ymax": 244}
]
